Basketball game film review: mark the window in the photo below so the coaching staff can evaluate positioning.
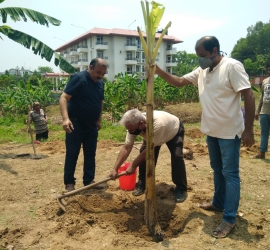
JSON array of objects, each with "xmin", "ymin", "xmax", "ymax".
[
  {"xmin": 135, "ymin": 37, "xmax": 140, "ymax": 49},
  {"xmin": 166, "ymin": 43, "xmax": 172, "ymax": 50},
  {"xmin": 126, "ymin": 52, "xmax": 132, "ymax": 59},
  {"xmin": 97, "ymin": 36, "xmax": 103, "ymax": 45},
  {"xmin": 97, "ymin": 50, "xmax": 103, "ymax": 58},
  {"xmin": 136, "ymin": 65, "xmax": 140, "ymax": 73},
  {"xmin": 166, "ymin": 55, "xmax": 172, "ymax": 63},
  {"xmin": 127, "ymin": 65, "xmax": 132, "ymax": 74},
  {"xmin": 166, "ymin": 67, "xmax": 171, "ymax": 73},
  {"xmin": 126, "ymin": 37, "xmax": 132, "ymax": 46}
]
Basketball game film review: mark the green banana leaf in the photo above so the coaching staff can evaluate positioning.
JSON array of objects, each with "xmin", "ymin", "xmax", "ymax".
[
  {"xmin": 0, "ymin": 4, "xmax": 76, "ymax": 73},
  {"xmin": 0, "ymin": 27, "xmax": 77, "ymax": 73},
  {"xmin": 0, "ymin": 7, "xmax": 61, "ymax": 26}
]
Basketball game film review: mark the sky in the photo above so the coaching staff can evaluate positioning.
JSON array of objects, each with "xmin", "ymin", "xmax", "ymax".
[{"xmin": 0, "ymin": 0, "xmax": 269, "ymax": 73}]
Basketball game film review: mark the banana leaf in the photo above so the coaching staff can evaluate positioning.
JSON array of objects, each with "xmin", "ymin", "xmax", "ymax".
[{"xmin": 0, "ymin": 7, "xmax": 61, "ymax": 26}]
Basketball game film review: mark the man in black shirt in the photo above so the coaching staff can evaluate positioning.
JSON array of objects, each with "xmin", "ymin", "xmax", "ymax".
[{"xmin": 59, "ymin": 58, "xmax": 108, "ymax": 192}]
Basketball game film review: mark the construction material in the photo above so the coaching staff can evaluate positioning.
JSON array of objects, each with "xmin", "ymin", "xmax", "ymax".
[{"xmin": 57, "ymin": 172, "xmax": 126, "ymax": 212}]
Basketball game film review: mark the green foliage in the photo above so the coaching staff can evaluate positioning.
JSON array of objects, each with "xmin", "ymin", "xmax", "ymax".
[
  {"xmin": 231, "ymin": 21, "xmax": 270, "ymax": 75},
  {"xmin": 38, "ymin": 66, "xmax": 53, "ymax": 73},
  {"xmin": 173, "ymin": 51, "xmax": 198, "ymax": 76},
  {"xmin": 0, "ymin": 4, "xmax": 77, "ymax": 73}
]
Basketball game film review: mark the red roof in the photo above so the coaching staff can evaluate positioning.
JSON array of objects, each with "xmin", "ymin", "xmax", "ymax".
[{"xmin": 55, "ymin": 27, "xmax": 183, "ymax": 51}]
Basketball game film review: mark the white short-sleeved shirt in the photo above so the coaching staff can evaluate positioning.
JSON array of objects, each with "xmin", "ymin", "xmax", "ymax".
[
  {"xmin": 124, "ymin": 111, "xmax": 180, "ymax": 146},
  {"xmin": 183, "ymin": 57, "xmax": 250, "ymax": 139}
]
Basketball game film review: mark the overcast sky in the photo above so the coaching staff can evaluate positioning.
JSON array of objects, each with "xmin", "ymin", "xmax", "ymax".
[{"xmin": 0, "ymin": 0, "xmax": 269, "ymax": 72}]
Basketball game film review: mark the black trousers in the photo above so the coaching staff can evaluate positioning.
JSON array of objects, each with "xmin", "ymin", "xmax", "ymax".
[{"xmin": 138, "ymin": 120, "xmax": 187, "ymax": 191}]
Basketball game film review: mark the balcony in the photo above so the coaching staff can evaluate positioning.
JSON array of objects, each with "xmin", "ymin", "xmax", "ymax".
[
  {"xmin": 64, "ymin": 52, "xmax": 70, "ymax": 58},
  {"xmin": 100, "ymin": 56, "xmax": 109, "ymax": 60},
  {"xmin": 71, "ymin": 60, "xmax": 78, "ymax": 67},
  {"xmin": 166, "ymin": 47, "xmax": 177, "ymax": 55},
  {"xmin": 95, "ymin": 41, "xmax": 108, "ymax": 50},
  {"xmin": 125, "ymin": 57, "xmax": 137, "ymax": 64},
  {"xmin": 124, "ymin": 42, "xmax": 137, "ymax": 51},
  {"xmin": 126, "ymin": 71, "xmax": 136, "ymax": 76},
  {"xmin": 77, "ymin": 45, "xmax": 88, "ymax": 53},
  {"xmin": 78, "ymin": 59, "xmax": 88, "ymax": 66},
  {"xmin": 137, "ymin": 59, "xmax": 146, "ymax": 64},
  {"xmin": 165, "ymin": 60, "xmax": 177, "ymax": 67},
  {"xmin": 70, "ymin": 48, "xmax": 79, "ymax": 56}
]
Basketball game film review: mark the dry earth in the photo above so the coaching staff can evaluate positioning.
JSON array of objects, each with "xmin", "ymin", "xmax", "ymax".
[{"xmin": 0, "ymin": 104, "xmax": 270, "ymax": 250}]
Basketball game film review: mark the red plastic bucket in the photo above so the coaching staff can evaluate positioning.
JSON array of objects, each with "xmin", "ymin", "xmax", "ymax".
[{"xmin": 118, "ymin": 162, "xmax": 137, "ymax": 191}]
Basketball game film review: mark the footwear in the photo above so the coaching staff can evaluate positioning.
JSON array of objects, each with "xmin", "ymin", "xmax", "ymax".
[
  {"xmin": 175, "ymin": 187, "xmax": 187, "ymax": 203},
  {"xmin": 34, "ymin": 140, "xmax": 40, "ymax": 144},
  {"xmin": 132, "ymin": 180, "xmax": 145, "ymax": 196},
  {"xmin": 90, "ymin": 180, "xmax": 104, "ymax": 189},
  {"xmin": 251, "ymin": 153, "xmax": 265, "ymax": 159},
  {"xmin": 212, "ymin": 221, "xmax": 235, "ymax": 238},
  {"xmin": 65, "ymin": 184, "xmax": 75, "ymax": 192},
  {"xmin": 199, "ymin": 202, "xmax": 223, "ymax": 212}
]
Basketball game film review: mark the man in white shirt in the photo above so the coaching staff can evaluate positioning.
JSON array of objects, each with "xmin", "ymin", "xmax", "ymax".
[
  {"xmin": 109, "ymin": 109, "xmax": 188, "ymax": 203},
  {"xmin": 153, "ymin": 36, "xmax": 255, "ymax": 238}
]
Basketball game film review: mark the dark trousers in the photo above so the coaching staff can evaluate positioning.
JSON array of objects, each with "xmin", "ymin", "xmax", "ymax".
[
  {"xmin": 36, "ymin": 130, "xmax": 48, "ymax": 140},
  {"xmin": 138, "ymin": 120, "xmax": 187, "ymax": 191},
  {"xmin": 64, "ymin": 121, "xmax": 98, "ymax": 186}
]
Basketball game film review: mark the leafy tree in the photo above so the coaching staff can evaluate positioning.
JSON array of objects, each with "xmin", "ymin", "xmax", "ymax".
[
  {"xmin": 173, "ymin": 51, "xmax": 198, "ymax": 76},
  {"xmin": 231, "ymin": 21, "xmax": 270, "ymax": 75},
  {"xmin": 38, "ymin": 66, "xmax": 53, "ymax": 73},
  {"xmin": 0, "ymin": 0, "xmax": 76, "ymax": 74}
]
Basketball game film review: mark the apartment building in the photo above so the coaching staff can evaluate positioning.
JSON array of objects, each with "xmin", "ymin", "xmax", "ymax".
[{"xmin": 55, "ymin": 27, "xmax": 182, "ymax": 81}]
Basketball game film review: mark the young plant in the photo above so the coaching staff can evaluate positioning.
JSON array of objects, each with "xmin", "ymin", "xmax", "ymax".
[{"xmin": 138, "ymin": 0, "xmax": 171, "ymax": 241}]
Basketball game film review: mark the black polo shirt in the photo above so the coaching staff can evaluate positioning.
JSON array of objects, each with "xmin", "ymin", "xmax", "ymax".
[{"xmin": 64, "ymin": 70, "xmax": 104, "ymax": 126}]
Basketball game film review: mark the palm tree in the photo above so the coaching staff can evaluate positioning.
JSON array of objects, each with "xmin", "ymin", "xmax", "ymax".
[{"xmin": 0, "ymin": 0, "xmax": 76, "ymax": 74}]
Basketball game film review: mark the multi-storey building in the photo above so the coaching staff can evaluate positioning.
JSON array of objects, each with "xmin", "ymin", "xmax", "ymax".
[{"xmin": 55, "ymin": 27, "xmax": 182, "ymax": 81}]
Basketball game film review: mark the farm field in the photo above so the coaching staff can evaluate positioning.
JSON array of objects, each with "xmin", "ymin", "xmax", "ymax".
[{"xmin": 0, "ymin": 103, "xmax": 269, "ymax": 250}]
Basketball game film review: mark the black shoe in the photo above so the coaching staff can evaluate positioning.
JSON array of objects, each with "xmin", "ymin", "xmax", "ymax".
[
  {"xmin": 132, "ymin": 180, "xmax": 145, "ymax": 196},
  {"xmin": 175, "ymin": 187, "xmax": 187, "ymax": 203}
]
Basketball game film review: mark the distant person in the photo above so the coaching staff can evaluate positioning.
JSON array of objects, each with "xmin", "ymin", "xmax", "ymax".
[
  {"xmin": 27, "ymin": 102, "xmax": 48, "ymax": 142},
  {"xmin": 153, "ymin": 36, "xmax": 255, "ymax": 238},
  {"xmin": 108, "ymin": 109, "xmax": 188, "ymax": 203},
  {"xmin": 59, "ymin": 58, "xmax": 108, "ymax": 192},
  {"xmin": 253, "ymin": 64, "xmax": 270, "ymax": 159}
]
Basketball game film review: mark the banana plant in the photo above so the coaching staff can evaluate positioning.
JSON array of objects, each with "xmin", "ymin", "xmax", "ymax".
[
  {"xmin": 0, "ymin": 0, "xmax": 77, "ymax": 74},
  {"xmin": 138, "ymin": 0, "xmax": 171, "ymax": 240}
]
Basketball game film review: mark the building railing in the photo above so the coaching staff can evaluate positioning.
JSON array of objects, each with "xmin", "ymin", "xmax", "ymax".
[
  {"xmin": 70, "ymin": 48, "xmax": 77, "ymax": 52},
  {"xmin": 125, "ymin": 57, "xmax": 137, "ymax": 61},
  {"xmin": 71, "ymin": 61, "xmax": 78, "ymax": 64},
  {"xmin": 96, "ymin": 41, "xmax": 108, "ymax": 45},
  {"xmin": 78, "ymin": 59, "xmax": 88, "ymax": 62},
  {"xmin": 166, "ymin": 60, "xmax": 176, "ymax": 63},
  {"xmin": 100, "ymin": 56, "xmax": 109, "ymax": 60},
  {"xmin": 77, "ymin": 45, "xmax": 88, "ymax": 48},
  {"xmin": 126, "ymin": 71, "xmax": 136, "ymax": 74},
  {"xmin": 125, "ymin": 43, "xmax": 137, "ymax": 46}
]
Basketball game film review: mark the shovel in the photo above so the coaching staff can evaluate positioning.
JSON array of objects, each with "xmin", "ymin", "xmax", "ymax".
[{"xmin": 57, "ymin": 171, "xmax": 127, "ymax": 212}]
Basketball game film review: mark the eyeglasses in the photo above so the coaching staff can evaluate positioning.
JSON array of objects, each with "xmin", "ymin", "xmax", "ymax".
[{"xmin": 128, "ymin": 122, "xmax": 140, "ymax": 134}]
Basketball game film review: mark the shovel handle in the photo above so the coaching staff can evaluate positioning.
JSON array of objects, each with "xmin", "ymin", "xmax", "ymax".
[{"xmin": 57, "ymin": 171, "xmax": 127, "ymax": 199}]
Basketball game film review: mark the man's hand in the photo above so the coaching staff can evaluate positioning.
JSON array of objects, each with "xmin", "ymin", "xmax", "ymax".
[
  {"xmin": 241, "ymin": 129, "xmax": 255, "ymax": 147},
  {"xmin": 97, "ymin": 121, "xmax": 101, "ymax": 131},
  {"xmin": 108, "ymin": 169, "xmax": 118, "ymax": 180},
  {"xmin": 62, "ymin": 118, "xmax": 74, "ymax": 133},
  {"xmin": 126, "ymin": 164, "xmax": 136, "ymax": 175}
]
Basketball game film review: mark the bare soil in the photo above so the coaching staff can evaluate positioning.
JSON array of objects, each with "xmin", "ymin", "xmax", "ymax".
[{"xmin": 0, "ymin": 104, "xmax": 270, "ymax": 250}]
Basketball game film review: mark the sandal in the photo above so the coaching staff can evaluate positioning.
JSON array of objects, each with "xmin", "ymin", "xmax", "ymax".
[
  {"xmin": 251, "ymin": 154, "xmax": 265, "ymax": 159},
  {"xmin": 199, "ymin": 202, "xmax": 223, "ymax": 212},
  {"xmin": 212, "ymin": 221, "xmax": 235, "ymax": 238}
]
